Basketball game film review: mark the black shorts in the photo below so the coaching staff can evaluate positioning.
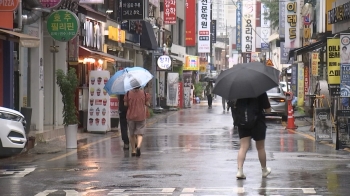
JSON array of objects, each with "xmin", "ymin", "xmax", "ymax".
[{"xmin": 238, "ymin": 119, "xmax": 267, "ymax": 141}]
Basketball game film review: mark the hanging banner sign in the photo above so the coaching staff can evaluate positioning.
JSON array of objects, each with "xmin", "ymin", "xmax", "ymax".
[
  {"xmin": 284, "ymin": 0, "xmax": 300, "ymax": 48},
  {"xmin": 311, "ymin": 52, "xmax": 319, "ymax": 76},
  {"xmin": 185, "ymin": 0, "xmax": 196, "ymax": 46},
  {"xmin": 242, "ymin": 0, "xmax": 256, "ymax": 52},
  {"xmin": 261, "ymin": 3, "xmax": 270, "ymax": 51},
  {"xmin": 327, "ymin": 38, "xmax": 340, "ymax": 84},
  {"xmin": 236, "ymin": 0, "xmax": 242, "ymax": 52},
  {"xmin": 164, "ymin": 0, "xmax": 176, "ymax": 24},
  {"xmin": 197, "ymin": 0, "xmax": 211, "ymax": 53}
]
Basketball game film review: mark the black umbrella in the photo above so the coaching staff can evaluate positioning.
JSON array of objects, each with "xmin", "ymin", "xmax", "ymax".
[
  {"xmin": 200, "ymin": 75, "xmax": 217, "ymax": 82},
  {"xmin": 213, "ymin": 62, "xmax": 280, "ymax": 99}
]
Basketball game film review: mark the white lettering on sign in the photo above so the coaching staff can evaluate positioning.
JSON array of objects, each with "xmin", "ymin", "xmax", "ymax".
[
  {"xmin": 197, "ymin": 0, "xmax": 211, "ymax": 53},
  {"xmin": 0, "ymin": 0, "xmax": 15, "ymax": 6},
  {"xmin": 242, "ymin": 0, "xmax": 256, "ymax": 53}
]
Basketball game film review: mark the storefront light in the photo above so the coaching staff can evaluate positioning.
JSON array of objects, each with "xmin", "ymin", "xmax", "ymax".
[
  {"xmin": 98, "ymin": 59, "xmax": 103, "ymax": 64},
  {"xmin": 83, "ymin": 58, "xmax": 96, "ymax": 64}
]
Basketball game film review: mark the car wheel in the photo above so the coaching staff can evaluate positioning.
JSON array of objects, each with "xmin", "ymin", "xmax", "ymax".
[{"xmin": 282, "ymin": 115, "xmax": 288, "ymax": 121}]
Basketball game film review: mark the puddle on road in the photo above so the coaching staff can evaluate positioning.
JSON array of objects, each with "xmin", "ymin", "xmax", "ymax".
[{"xmin": 132, "ymin": 173, "xmax": 182, "ymax": 178}]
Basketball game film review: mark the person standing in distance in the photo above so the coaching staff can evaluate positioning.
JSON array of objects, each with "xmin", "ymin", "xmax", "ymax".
[{"xmin": 206, "ymin": 82, "xmax": 213, "ymax": 109}]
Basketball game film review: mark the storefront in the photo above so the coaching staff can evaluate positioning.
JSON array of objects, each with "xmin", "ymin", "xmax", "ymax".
[{"xmin": 182, "ymin": 55, "xmax": 199, "ymax": 108}]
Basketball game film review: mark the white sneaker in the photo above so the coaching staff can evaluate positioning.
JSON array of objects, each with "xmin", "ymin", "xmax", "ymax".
[
  {"xmin": 262, "ymin": 167, "xmax": 271, "ymax": 178},
  {"xmin": 236, "ymin": 170, "xmax": 246, "ymax": 179}
]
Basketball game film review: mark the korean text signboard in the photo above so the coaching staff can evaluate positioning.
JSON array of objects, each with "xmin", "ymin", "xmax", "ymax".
[
  {"xmin": 183, "ymin": 72, "xmax": 192, "ymax": 108},
  {"xmin": 121, "ymin": 0, "xmax": 144, "ymax": 20},
  {"xmin": 236, "ymin": 0, "xmax": 242, "ymax": 52},
  {"xmin": 328, "ymin": 1, "xmax": 350, "ymax": 24},
  {"xmin": 242, "ymin": 0, "xmax": 256, "ymax": 53},
  {"xmin": 279, "ymin": 0, "xmax": 286, "ymax": 38},
  {"xmin": 280, "ymin": 42, "xmax": 290, "ymax": 64},
  {"xmin": 157, "ymin": 55, "xmax": 172, "ymax": 71},
  {"xmin": 261, "ymin": 3, "xmax": 270, "ymax": 51},
  {"xmin": 211, "ymin": 20, "xmax": 216, "ymax": 43},
  {"xmin": 185, "ymin": 0, "xmax": 196, "ymax": 46},
  {"xmin": 40, "ymin": 0, "xmax": 62, "ymax": 9},
  {"xmin": 0, "ymin": 0, "xmax": 19, "ymax": 11},
  {"xmin": 311, "ymin": 52, "xmax": 319, "ymax": 76},
  {"xmin": 47, "ymin": 10, "xmax": 79, "ymax": 42},
  {"xmin": 327, "ymin": 38, "xmax": 340, "ymax": 84},
  {"xmin": 164, "ymin": 0, "xmax": 176, "ymax": 24},
  {"xmin": 297, "ymin": 63, "xmax": 304, "ymax": 106},
  {"xmin": 184, "ymin": 56, "xmax": 199, "ymax": 71},
  {"xmin": 284, "ymin": 0, "xmax": 300, "ymax": 48},
  {"xmin": 291, "ymin": 63, "xmax": 297, "ymax": 95},
  {"xmin": 197, "ymin": 0, "xmax": 211, "ymax": 53},
  {"xmin": 340, "ymin": 33, "xmax": 350, "ymax": 97},
  {"xmin": 340, "ymin": 33, "xmax": 350, "ymax": 64}
]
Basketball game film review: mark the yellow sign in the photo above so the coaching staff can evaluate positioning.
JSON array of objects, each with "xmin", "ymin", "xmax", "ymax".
[
  {"xmin": 108, "ymin": 26, "xmax": 125, "ymax": 43},
  {"xmin": 326, "ymin": 0, "xmax": 336, "ymax": 31},
  {"xmin": 184, "ymin": 56, "xmax": 199, "ymax": 71},
  {"xmin": 266, "ymin": 59, "xmax": 274, "ymax": 66},
  {"xmin": 311, "ymin": 52, "xmax": 319, "ymax": 76},
  {"xmin": 303, "ymin": 27, "xmax": 311, "ymax": 46},
  {"xmin": 327, "ymin": 38, "xmax": 340, "ymax": 84}
]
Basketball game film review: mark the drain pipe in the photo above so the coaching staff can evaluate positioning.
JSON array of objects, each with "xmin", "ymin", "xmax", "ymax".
[{"xmin": 13, "ymin": 0, "xmax": 23, "ymax": 32}]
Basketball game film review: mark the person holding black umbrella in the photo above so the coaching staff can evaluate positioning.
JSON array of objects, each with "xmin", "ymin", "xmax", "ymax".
[
  {"xmin": 205, "ymin": 82, "xmax": 213, "ymax": 108},
  {"xmin": 213, "ymin": 62, "xmax": 279, "ymax": 179}
]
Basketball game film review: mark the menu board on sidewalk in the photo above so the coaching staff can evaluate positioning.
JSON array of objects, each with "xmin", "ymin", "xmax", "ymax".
[
  {"xmin": 314, "ymin": 108, "xmax": 333, "ymax": 142},
  {"xmin": 336, "ymin": 110, "xmax": 350, "ymax": 150},
  {"xmin": 87, "ymin": 70, "xmax": 111, "ymax": 132}
]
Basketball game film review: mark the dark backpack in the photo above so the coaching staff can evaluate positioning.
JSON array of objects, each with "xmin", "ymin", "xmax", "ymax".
[{"xmin": 234, "ymin": 98, "xmax": 260, "ymax": 129}]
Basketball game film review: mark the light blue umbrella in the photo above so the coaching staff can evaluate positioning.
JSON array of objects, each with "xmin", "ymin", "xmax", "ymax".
[{"xmin": 104, "ymin": 67, "xmax": 153, "ymax": 95}]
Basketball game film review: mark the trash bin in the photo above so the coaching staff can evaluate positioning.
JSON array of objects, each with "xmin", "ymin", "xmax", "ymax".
[{"xmin": 20, "ymin": 107, "xmax": 32, "ymax": 134}]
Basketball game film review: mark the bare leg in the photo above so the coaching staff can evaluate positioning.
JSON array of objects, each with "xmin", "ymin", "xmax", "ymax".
[
  {"xmin": 256, "ymin": 140, "xmax": 266, "ymax": 167},
  {"xmin": 256, "ymin": 140, "xmax": 271, "ymax": 177},
  {"xmin": 237, "ymin": 137, "xmax": 251, "ymax": 178},
  {"xmin": 130, "ymin": 134, "xmax": 136, "ymax": 153},
  {"xmin": 136, "ymin": 135, "xmax": 143, "ymax": 148}
]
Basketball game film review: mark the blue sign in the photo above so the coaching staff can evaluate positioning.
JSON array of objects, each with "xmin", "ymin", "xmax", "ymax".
[
  {"xmin": 236, "ymin": 0, "xmax": 242, "ymax": 52},
  {"xmin": 340, "ymin": 64, "xmax": 350, "ymax": 97},
  {"xmin": 291, "ymin": 64, "xmax": 298, "ymax": 96}
]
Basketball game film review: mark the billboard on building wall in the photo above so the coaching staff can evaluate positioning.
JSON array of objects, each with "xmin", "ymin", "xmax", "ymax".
[
  {"xmin": 164, "ymin": 0, "xmax": 176, "ymax": 24},
  {"xmin": 327, "ymin": 38, "xmax": 340, "ymax": 85},
  {"xmin": 284, "ymin": 0, "xmax": 300, "ymax": 48},
  {"xmin": 185, "ymin": 0, "xmax": 196, "ymax": 46},
  {"xmin": 197, "ymin": 0, "xmax": 211, "ymax": 53},
  {"xmin": 242, "ymin": 0, "xmax": 256, "ymax": 53}
]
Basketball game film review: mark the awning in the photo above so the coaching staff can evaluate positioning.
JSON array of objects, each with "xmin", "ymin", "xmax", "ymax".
[
  {"xmin": 0, "ymin": 29, "xmax": 40, "ymax": 48},
  {"xmin": 79, "ymin": 46, "xmax": 133, "ymax": 63},
  {"xmin": 170, "ymin": 55, "xmax": 184, "ymax": 62},
  {"xmin": 268, "ymin": 33, "xmax": 279, "ymax": 42},
  {"xmin": 140, "ymin": 21, "xmax": 158, "ymax": 50},
  {"xmin": 287, "ymin": 38, "xmax": 327, "ymax": 61}
]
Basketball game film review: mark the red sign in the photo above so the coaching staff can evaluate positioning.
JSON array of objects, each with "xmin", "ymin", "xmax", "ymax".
[
  {"xmin": 185, "ymin": 0, "xmax": 195, "ymax": 46},
  {"xmin": 0, "ymin": 0, "xmax": 19, "ymax": 11},
  {"xmin": 164, "ymin": 0, "xmax": 176, "ymax": 24},
  {"xmin": 110, "ymin": 97, "xmax": 119, "ymax": 118},
  {"xmin": 178, "ymin": 82, "xmax": 183, "ymax": 108}
]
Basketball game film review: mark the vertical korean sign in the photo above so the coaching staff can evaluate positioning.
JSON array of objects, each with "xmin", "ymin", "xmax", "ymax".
[
  {"xmin": 185, "ymin": 0, "xmax": 196, "ymax": 46},
  {"xmin": 279, "ymin": 0, "xmax": 285, "ymax": 38},
  {"xmin": 211, "ymin": 20, "xmax": 216, "ymax": 43},
  {"xmin": 327, "ymin": 38, "xmax": 340, "ymax": 85},
  {"xmin": 46, "ymin": 10, "xmax": 79, "ymax": 42},
  {"xmin": 164, "ymin": 0, "xmax": 176, "ymax": 24},
  {"xmin": 197, "ymin": 0, "xmax": 211, "ymax": 53},
  {"xmin": 297, "ymin": 63, "xmax": 304, "ymax": 106},
  {"xmin": 311, "ymin": 52, "xmax": 319, "ymax": 76},
  {"xmin": 121, "ymin": 0, "xmax": 145, "ymax": 20},
  {"xmin": 340, "ymin": 33, "xmax": 350, "ymax": 97},
  {"xmin": 242, "ymin": 0, "xmax": 256, "ymax": 53},
  {"xmin": 260, "ymin": 3, "xmax": 270, "ymax": 51},
  {"xmin": 236, "ymin": 0, "xmax": 242, "ymax": 52},
  {"xmin": 284, "ymin": 0, "xmax": 300, "ymax": 48},
  {"xmin": 280, "ymin": 42, "xmax": 291, "ymax": 64}
]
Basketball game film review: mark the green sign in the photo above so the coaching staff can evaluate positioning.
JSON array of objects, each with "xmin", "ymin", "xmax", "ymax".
[{"xmin": 47, "ymin": 10, "xmax": 79, "ymax": 42}]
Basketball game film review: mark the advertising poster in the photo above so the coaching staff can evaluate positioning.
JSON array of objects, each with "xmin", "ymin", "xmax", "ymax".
[
  {"xmin": 340, "ymin": 64, "xmax": 350, "ymax": 97},
  {"xmin": 185, "ymin": 0, "xmax": 196, "ymax": 46},
  {"xmin": 280, "ymin": 42, "xmax": 291, "ymax": 64},
  {"xmin": 297, "ymin": 63, "xmax": 304, "ymax": 106},
  {"xmin": 183, "ymin": 72, "xmax": 192, "ymax": 108},
  {"xmin": 261, "ymin": 3, "xmax": 270, "ymax": 51},
  {"xmin": 311, "ymin": 52, "xmax": 319, "ymax": 76},
  {"xmin": 159, "ymin": 72, "xmax": 166, "ymax": 98},
  {"xmin": 327, "ymin": 38, "xmax": 340, "ymax": 84},
  {"xmin": 87, "ymin": 70, "xmax": 111, "ymax": 132},
  {"xmin": 336, "ymin": 110, "xmax": 350, "ymax": 149},
  {"xmin": 340, "ymin": 33, "xmax": 350, "ymax": 64},
  {"xmin": 184, "ymin": 56, "xmax": 199, "ymax": 71},
  {"xmin": 110, "ymin": 96, "xmax": 119, "ymax": 118},
  {"xmin": 164, "ymin": 0, "xmax": 176, "ymax": 24},
  {"xmin": 314, "ymin": 108, "xmax": 333, "ymax": 142},
  {"xmin": 167, "ymin": 72, "xmax": 179, "ymax": 107}
]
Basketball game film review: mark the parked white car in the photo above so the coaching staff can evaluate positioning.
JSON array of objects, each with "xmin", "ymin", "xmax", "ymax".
[{"xmin": 0, "ymin": 107, "xmax": 27, "ymax": 157}]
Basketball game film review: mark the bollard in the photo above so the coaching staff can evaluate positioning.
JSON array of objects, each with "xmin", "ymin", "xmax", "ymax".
[{"xmin": 285, "ymin": 92, "xmax": 297, "ymax": 129}]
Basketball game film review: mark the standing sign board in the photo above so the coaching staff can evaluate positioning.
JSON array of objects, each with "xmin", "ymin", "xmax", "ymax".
[
  {"xmin": 314, "ymin": 108, "xmax": 333, "ymax": 142},
  {"xmin": 167, "ymin": 72, "xmax": 179, "ymax": 107},
  {"xmin": 88, "ymin": 71, "xmax": 111, "ymax": 133},
  {"xmin": 183, "ymin": 72, "xmax": 192, "ymax": 108},
  {"xmin": 46, "ymin": 10, "xmax": 79, "ymax": 42},
  {"xmin": 336, "ymin": 110, "xmax": 350, "ymax": 150}
]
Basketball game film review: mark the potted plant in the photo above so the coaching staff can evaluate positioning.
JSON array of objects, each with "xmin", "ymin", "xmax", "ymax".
[{"xmin": 56, "ymin": 67, "xmax": 79, "ymax": 149}]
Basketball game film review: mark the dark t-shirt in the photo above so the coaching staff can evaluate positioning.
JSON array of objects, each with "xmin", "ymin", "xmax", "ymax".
[
  {"xmin": 119, "ymin": 95, "xmax": 127, "ymax": 112},
  {"xmin": 257, "ymin": 92, "xmax": 271, "ymax": 119}
]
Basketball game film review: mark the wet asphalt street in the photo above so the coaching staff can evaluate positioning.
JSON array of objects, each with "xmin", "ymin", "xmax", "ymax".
[{"xmin": 1, "ymin": 98, "xmax": 350, "ymax": 196}]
